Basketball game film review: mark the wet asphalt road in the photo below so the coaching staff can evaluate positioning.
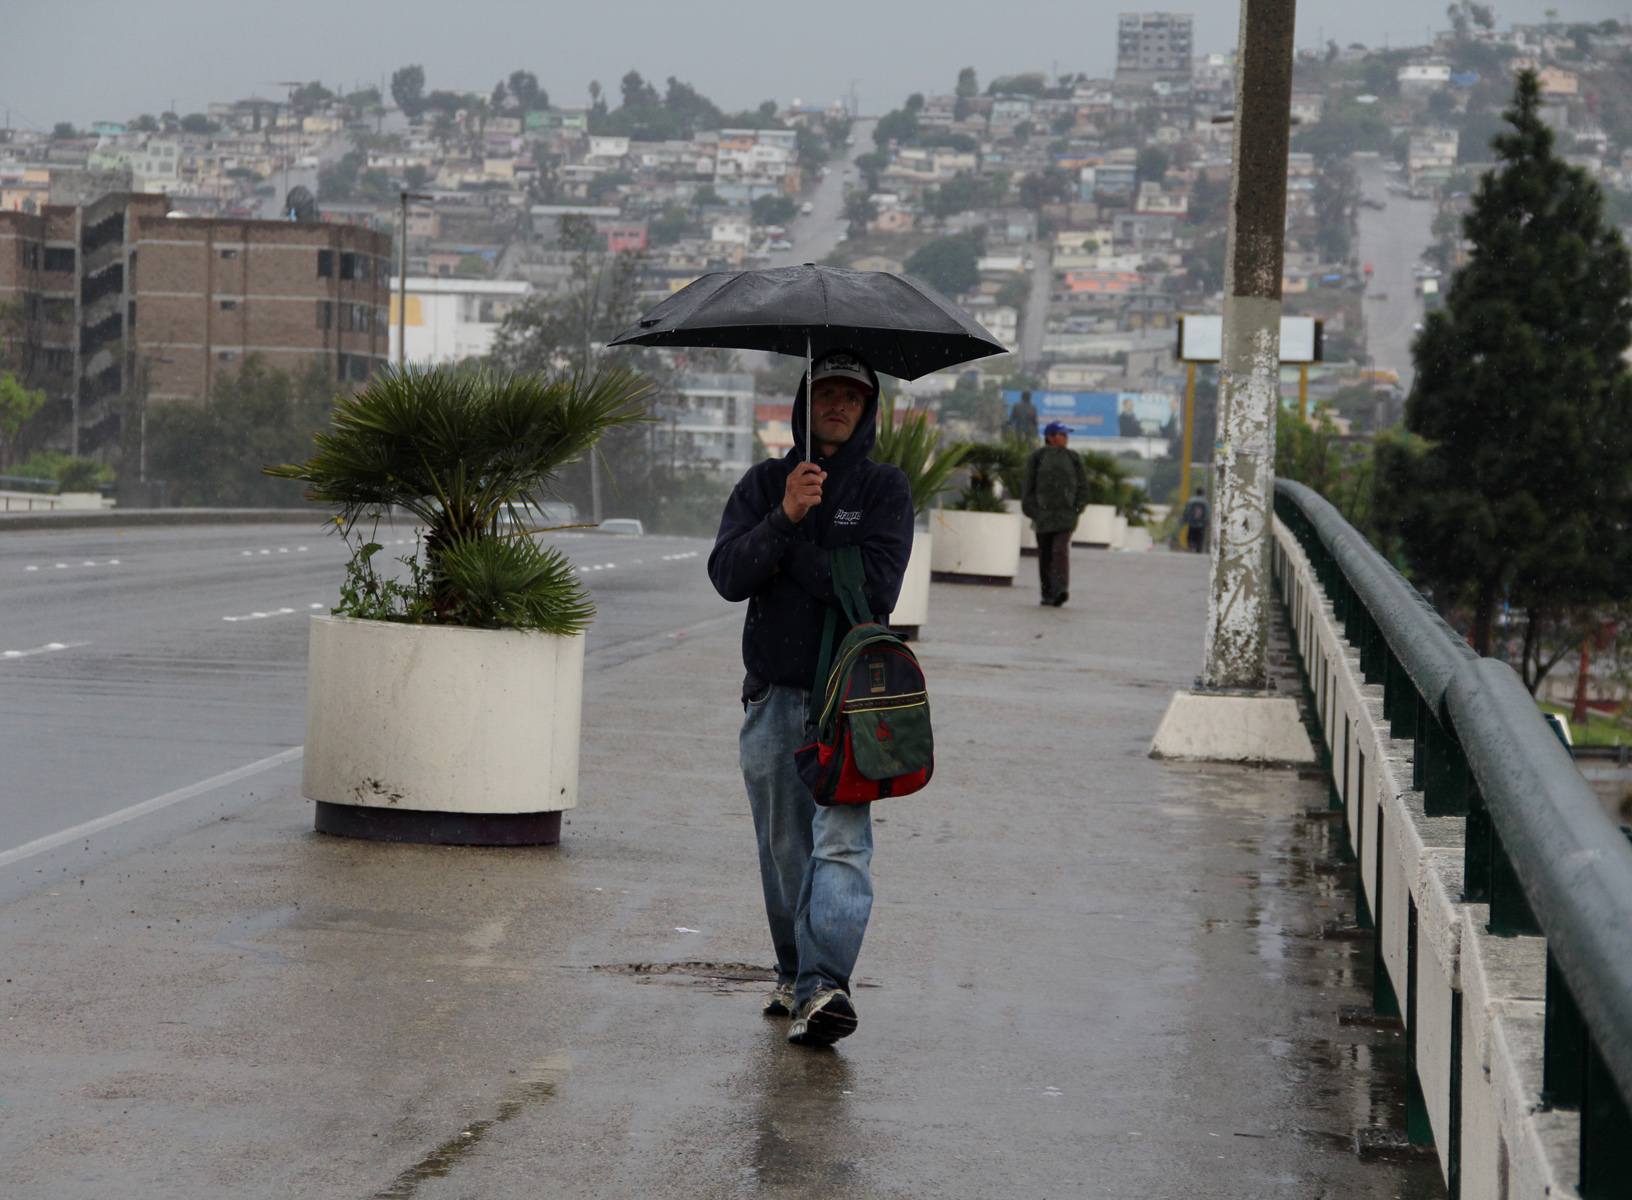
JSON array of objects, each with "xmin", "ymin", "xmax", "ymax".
[
  {"xmin": 0, "ymin": 519, "xmax": 729, "ymax": 899},
  {"xmin": 0, "ymin": 535, "xmax": 1445, "ymax": 1199},
  {"xmin": 1356, "ymin": 157, "xmax": 1435, "ymax": 393}
]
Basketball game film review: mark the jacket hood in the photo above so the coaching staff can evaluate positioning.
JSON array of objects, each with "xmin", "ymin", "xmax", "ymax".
[{"xmin": 788, "ymin": 371, "xmax": 880, "ymax": 471}]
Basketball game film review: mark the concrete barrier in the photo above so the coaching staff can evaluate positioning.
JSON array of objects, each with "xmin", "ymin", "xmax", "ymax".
[{"xmin": 1274, "ymin": 516, "xmax": 1581, "ymax": 1199}]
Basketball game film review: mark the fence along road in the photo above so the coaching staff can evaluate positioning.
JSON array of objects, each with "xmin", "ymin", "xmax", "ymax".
[{"xmin": 1273, "ymin": 478, "xmax": 1632, "ymax": 1199}]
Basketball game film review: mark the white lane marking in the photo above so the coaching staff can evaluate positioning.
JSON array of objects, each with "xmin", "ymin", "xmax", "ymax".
[
  {"xmin": 24, "ymin": 559, "xmax": 122, "ymax": 571},
  {"xmin": 54, "ymin": 563, "xmax": 68, "ymax": 568},
  {"xmin": 258, "ymin": 549, "xmax": 270, "ymax": 555},
  {"xmin": 0, "ymin": 747, "xmax": 304, "ymax": 870},
  {"xmin": 222, "ymin": 606, "xmax": 300, "ymax": 622},
  {"xmin": 660, "ymin": 551, "xmax": 701, "ymax": 561},
  {"xmin": 309, "ymin": 603, "xmax": 324, "ymax": 609},
  {"xmin": 0, "ymin": 641, "xmax": 82, "ymax": 660}
]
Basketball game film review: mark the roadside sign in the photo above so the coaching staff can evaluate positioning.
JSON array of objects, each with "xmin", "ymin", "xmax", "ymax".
[{"xmin": 1177, "ymin": 314, "xmax": 1323, "ymax": 363}]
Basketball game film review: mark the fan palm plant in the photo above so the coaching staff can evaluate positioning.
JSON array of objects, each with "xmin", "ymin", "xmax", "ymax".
[
  {"xmin": 870, "ymin": 393, "xmax": 972, "ymax": 514},
  {"xmin": 950, "ymin": 439, "xmax": 1026, "ymax": 512},
  {"xmin": 266, "ymin": 366, "xmax": 649, "ymax": 633},
  {"xmin": 1080, "ymin": 449, "xmax": 1151, "ymax": 523}
]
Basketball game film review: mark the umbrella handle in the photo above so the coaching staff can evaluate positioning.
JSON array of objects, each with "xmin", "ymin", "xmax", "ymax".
[{"xmin": 805, "ymin": 332, "xmax": 811, "ymax": 465}]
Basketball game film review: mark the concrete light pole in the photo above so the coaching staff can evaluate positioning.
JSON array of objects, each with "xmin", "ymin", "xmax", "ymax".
[
  {"xmin": 1200, "ymin": 0, "xmax": 1297, "ymax": 692},
  {"xmin": 1149, "ymin": 0, "xmax": 1316, "ymax": 766}
]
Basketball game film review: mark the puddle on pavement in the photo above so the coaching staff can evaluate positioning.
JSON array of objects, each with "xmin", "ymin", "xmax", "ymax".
[
  {"xmin": 744, "ymin": 1041, "xmax": 864, "ymax": 1193},
  {"xmin": 372, "ymin": 1055, "xmax": 568, "ymax": 1199}
]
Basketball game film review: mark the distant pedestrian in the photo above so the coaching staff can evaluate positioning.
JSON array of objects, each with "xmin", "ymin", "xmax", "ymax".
[
  {"xmin": 1021, "ymin": 419, "xmax": 1090, "ymax": 606},
  {"xmin": 1182, "ymin": 487, "xmax": 1209, "ymax": 553},
  {"xmin": 1009, "ymin": 390, "xmax": 1038, "ymax": 440},
  {"xmin": 708, "ymin": 349, "xmax": 914, "ymax": 1047}
]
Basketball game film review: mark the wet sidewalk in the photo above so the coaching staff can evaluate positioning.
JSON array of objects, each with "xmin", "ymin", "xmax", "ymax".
[{"xmin": 0, "ymin": 548, "xmax": 1444, "ymax": 1199}]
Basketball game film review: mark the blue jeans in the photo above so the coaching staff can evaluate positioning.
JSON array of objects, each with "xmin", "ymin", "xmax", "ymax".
[{"xmin": 740, "ymin": 683, "xmax": 874, "ymax": 1008}]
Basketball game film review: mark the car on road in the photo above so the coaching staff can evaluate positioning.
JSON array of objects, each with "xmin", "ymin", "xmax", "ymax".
[
  {"xmin": 769, "ymin": 239, "xmax": 793, "ymax": 250},
  {"xmin": 799, "ymin": 202, "xmax": 814, "ymax": 215},
  {"xmin": 599, "ymin": 518, "xmax": 644, "ymax": 536},
  {"xmin": 1360, "ymin": 198, "xmax": 1387, "ymax": 210}
]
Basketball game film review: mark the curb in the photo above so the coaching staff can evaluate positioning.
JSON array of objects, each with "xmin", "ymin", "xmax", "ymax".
[{"xmin": 0, "ymin": 508, "xmax": 340, "ymax": 533}]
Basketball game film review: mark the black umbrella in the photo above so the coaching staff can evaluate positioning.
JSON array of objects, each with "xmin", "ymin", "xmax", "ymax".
[{"xmin": 607, "ymin": 264, "xmax": 1007, "ymax": 459}]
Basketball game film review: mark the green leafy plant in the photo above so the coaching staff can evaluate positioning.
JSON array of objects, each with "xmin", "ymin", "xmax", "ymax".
[
  {"xmin": 949, "ymin": 440, "xmax": 1025, "ymax": 511},
  {"xmin": 870, "ymin": 393, "xmax": 972, "ymax": 515},
  {"xmin": 267, "ymin": 367, "xmax": 649, "ymax": 633}
]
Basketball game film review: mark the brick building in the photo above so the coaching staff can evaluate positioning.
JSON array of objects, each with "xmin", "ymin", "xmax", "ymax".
[
  {"xmin": 136, "ymin": 215, "xmax": 390, "ymax": 404},
  {"xmin": 0, "ymin": 192, "xmax": 390, "ymax": 456}
]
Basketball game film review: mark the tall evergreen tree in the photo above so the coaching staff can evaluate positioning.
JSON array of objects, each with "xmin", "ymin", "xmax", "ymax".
[{"xmin": 1376, "ymin": 71, "xmax": 1632, "ymax": 680}]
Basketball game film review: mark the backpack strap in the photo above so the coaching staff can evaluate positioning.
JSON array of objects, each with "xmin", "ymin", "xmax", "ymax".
[{"xmin": 807, "ymin": 546, "xmax": 874, "ymax": 726}]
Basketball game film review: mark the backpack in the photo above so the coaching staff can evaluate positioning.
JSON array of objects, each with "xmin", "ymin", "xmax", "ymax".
[
  {"xmin": 794, "ymin": 546, "xmax": 935, "ymax": 806},
  {"xmin": 1184, "ymin": 499, "xmax": 1208, "ymax": 527}
]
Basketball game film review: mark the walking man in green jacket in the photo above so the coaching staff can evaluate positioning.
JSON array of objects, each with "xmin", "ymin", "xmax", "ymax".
[{"xmin": 1021, "ymin": 420, "xmax": 1091, "ymax": 606}]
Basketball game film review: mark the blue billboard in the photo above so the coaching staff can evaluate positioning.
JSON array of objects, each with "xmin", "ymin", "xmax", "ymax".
[{"xmin": 1003, "ymin": 391, "xmax": 1177, "ymax": 439}]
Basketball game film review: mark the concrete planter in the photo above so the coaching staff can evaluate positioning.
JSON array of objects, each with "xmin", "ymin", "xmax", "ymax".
[
  {"xmin": 1110, "ymin": 514, "xmax": 1128, "ymax": 549},
  {"xmin": 1123, "ymin": 525, "xmax": 1154, "ymax": 552},
  {"xmin": 302, "ymin": 615, "xmax": 585, "ymax": 845},
  {"xmin": 1074, "ymin": 504, "xmax": 1117, "ymax": 547},
  {"xmin": 930, "ymin": 508, "xmax": 1021, "ymax": 585},
  {"xmin": 1006, "ymin": 499, "xmax": 1038, "ymax": 551},
  {"xmin": 887, "ymin": 530, "xmax": 933, "ymax": 636}
]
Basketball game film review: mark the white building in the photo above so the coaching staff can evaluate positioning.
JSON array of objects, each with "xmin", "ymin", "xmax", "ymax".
[
  {"xmin": 654, "ymin": 372, "xmax": 757, "ymax": 480},
  {"xmin": 1398, "ymin": 62, "xmax": 1452, "ymax": 91},
  {"xmin": 387, "ymin": 277, "xmax": 531, "ymax": 366}
]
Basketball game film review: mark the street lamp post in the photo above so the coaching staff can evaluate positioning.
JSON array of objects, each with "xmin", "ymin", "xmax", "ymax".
[{"xmin": 397, "ymin": 191, "xmax": 433, "ymax": 370}]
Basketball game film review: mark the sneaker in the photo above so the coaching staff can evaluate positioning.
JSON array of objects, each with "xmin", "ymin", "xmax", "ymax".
[
  {"xmin": 787, "ymin": 988, "xmax": 858, "ymax": 1046},
  {"xmin": 762, "ymin": 981, "xmax": 795, "ymax": 1018}
]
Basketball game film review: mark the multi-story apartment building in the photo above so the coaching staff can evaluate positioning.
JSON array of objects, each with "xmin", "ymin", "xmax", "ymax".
[
  {"xmin": 1116, "ymin": 13, "xmax": 1194, "ymax": 84},
  {"xmin": 137, "ymin": 214, "xmax": 391, "ymax": 404},
  {"xmin": 0, "ymin": 191, "xmax": 390, "ymax": 455},
  {"xmin": 653, "ymin": 372, "xmax": 756, "ymax": 480}
]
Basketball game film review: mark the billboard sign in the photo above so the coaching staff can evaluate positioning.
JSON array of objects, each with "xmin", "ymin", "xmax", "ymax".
[
  {"xmin": 1005, "ymin": 391, "xmax": 1178, "ymax": 439},
  {"xmin": 1176, "ymin": 314, "xmax": 1323, "ymax": 363}
]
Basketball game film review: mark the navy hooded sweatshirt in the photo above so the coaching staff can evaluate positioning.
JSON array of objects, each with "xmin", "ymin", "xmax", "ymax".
[{"xmin": 708, "ymin": 378, "xmax": 914, "ymax": 694}]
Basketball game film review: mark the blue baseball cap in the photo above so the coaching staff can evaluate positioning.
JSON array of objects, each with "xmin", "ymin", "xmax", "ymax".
[{"xmin": 1044, "ymin": 420, "xmax": 1069, "ymax": 437}]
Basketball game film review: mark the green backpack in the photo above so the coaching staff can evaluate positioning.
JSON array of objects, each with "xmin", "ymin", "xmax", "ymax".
[{"xmin": 794, "ymin": 546, "xmax": 935, "ymax": 806}]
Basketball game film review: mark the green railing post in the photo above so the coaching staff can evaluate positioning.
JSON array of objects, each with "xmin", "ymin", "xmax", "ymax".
[
  {"xmin": 1579, "ymin": 1040, "xmax": 1632, "ymax": 1200},
  {"xmin": 1544, "ymin": 948, "xmax": 1586, "ymax": 1110},
  {"xmin": 1487, "ymin": 824, "xmax": 1543, "ymax": 937}
]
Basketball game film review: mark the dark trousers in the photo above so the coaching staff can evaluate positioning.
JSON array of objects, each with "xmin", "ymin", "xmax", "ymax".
[
  {"xmin": 1037, "ymin": 530, "xmax": 1072, "ymax": 600},
  {"xmin": 1186, "ymin": 525, "xmax": 1205, "ymax": 553}
]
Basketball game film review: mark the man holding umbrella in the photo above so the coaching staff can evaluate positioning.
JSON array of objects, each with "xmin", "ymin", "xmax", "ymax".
[
  {"xmin": 610, "ymin": 263, "xmax": 1003, "ymax": 1046},
  {"xmin": 708, "ymin": 350, "xmax": 914, "ymax": 1046}
]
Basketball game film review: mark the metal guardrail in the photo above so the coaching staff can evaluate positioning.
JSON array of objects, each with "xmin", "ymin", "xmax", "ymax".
[
  {"xmin": 0, "ymin": 475, "xmax": 58, "ymax": 495},
  {"xmin": 1275, "ymin": 478, "xmax": 1632, "ymax": 1197}
]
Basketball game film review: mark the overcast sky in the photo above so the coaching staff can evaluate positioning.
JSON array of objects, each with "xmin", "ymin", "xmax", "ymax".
[{"xmin": 4, "ymin": 0, "xmax": 1628, "ymax": 131}]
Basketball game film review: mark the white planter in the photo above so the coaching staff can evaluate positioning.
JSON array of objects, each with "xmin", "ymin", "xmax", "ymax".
[
  {"xmin": 302, "ymin": 616, "xmax": 585, "ymax": 842},
  {"xmin": 930, "ymin": 508, "xmax": 1021, "ymax": 583},
  {"xmin": 887, "ymin": 530, "xmax": 933, "ymax": 628},
  {"xmin": 1006, "ymin": 499, "xmax": 1037, "ymax": 550},
  {"xmin": 1111, "ymin": 514, "xmax": 1129, "ymax": 549},
  {"xmin": 1123, "ymin": 525, "xmax": 1154, "ymax": 552},
  {"xmin": 1074, "ymin": 504, "xmax": 1117, "ymax": 547}
]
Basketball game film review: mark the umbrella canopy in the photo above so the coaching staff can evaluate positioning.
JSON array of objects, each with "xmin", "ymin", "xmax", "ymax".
[{"xmin": 606, "ymin": 264, "xmax": 1007, "ymax": 381}]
